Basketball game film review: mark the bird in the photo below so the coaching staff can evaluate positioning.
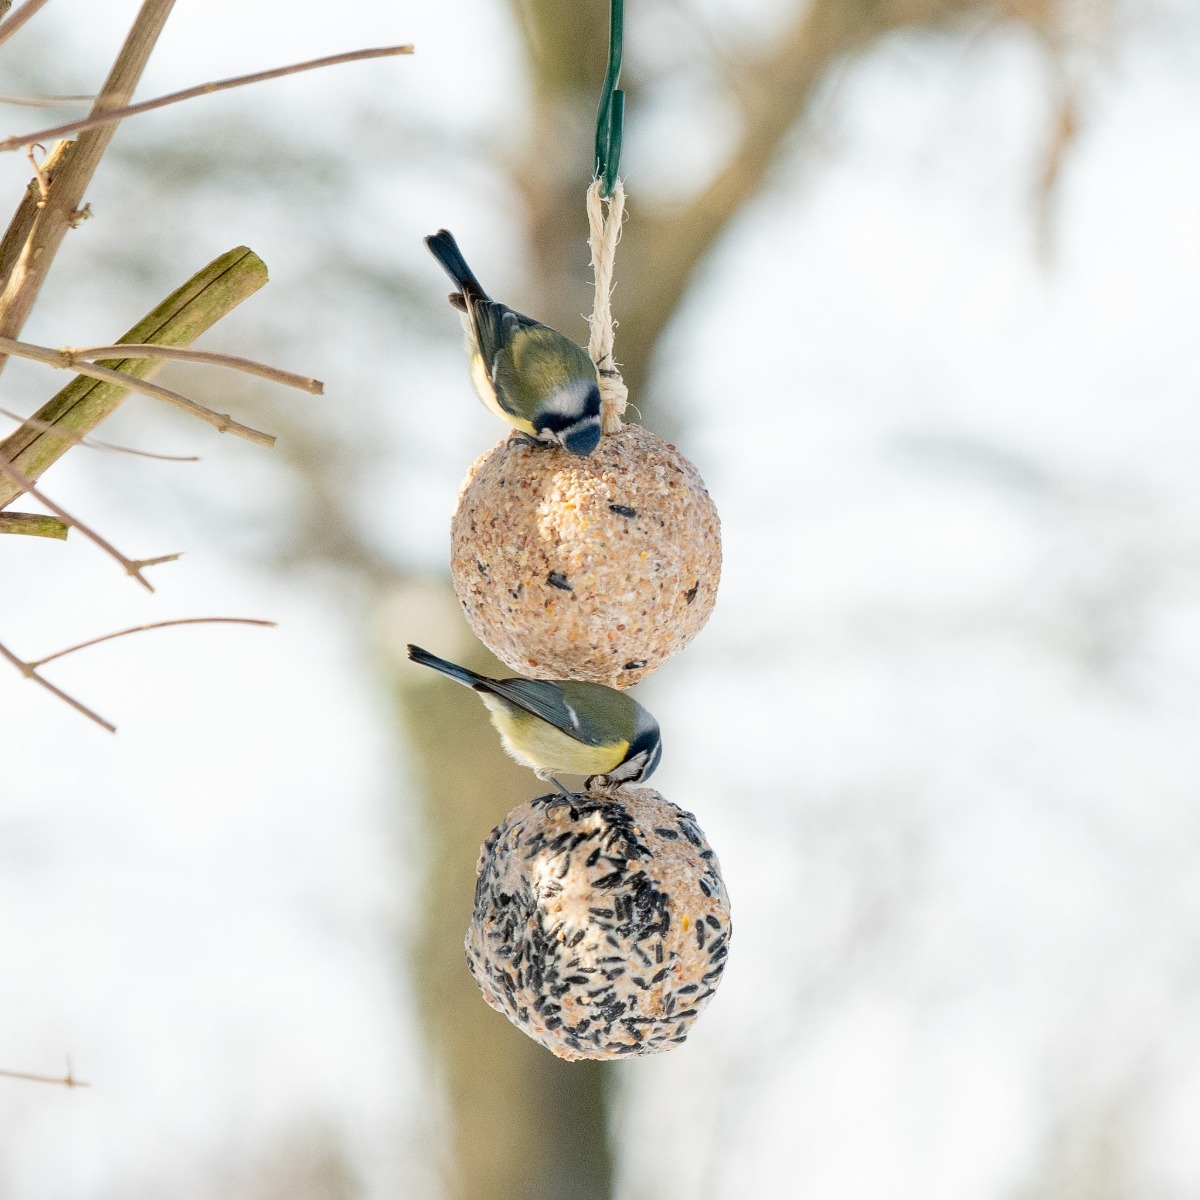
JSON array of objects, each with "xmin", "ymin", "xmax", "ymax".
[
  {"xmin": 425, "ymin": 229, "xmax": 603, "ymax": 456},
  {"xmin": 406, "ymin": 644, "xmax": 661, "ymax": 795}
]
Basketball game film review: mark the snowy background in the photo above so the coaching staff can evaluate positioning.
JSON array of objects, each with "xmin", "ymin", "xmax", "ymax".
[{"xmin": 3, "ymin": 0, "xmax": 1200, "ymax": 1196}]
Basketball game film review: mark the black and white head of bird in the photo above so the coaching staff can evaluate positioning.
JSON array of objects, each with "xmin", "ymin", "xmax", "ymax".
[
  {"xmin": 530, "ymin": 379, "xmax": 603, "ymax": 456},
  {"xmin": 425, "ymin": 228, "xmax": 604, "ymax": 457},
  {"xmin": 584, "ymin": 709, "xmax": 663, "ymax": 793}
]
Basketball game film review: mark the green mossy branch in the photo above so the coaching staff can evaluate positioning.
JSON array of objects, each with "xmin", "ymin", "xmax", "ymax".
[
  {"xmin": 0, "ymin": 511, "xmax": 68, "ymax": 538},
  {"xmin": 0, "ymin": 246, "xmax": 268, "ymax": 511}
]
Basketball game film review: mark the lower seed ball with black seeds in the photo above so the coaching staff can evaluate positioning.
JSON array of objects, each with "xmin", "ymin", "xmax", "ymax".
[
  {"xmin": 465, "ymin": 787, "xmax": 732, "ymax": 1061},
  {"xmin": 450, "ymin": 424, "xmax": 722, "ymax": 688}
]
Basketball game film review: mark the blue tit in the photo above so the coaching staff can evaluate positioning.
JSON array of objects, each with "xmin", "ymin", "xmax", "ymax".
[
  {"xmin": 406, "ymin": 644, "xmax": 661, "ymax": 795},
  {"xmin": 425, "ymin": 229, "xmax": 603, "ymax": 456}
]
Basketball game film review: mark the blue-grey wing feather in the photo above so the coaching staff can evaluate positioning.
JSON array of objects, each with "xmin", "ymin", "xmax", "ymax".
[{"xmin": 482, "ymin": 678, "xmax": 604, "ymax": 745}]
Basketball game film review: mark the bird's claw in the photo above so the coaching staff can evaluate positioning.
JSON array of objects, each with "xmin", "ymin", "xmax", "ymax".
[
  {"xmin": 583, "ymin": 773, "xmax": 623, "ymax": 798},
  {"xmin": 509, "ymin": 430, "xmax": 558, "ymax": 451},
  {"xmin": 536, "ymin": 769, "xmax": 577, "ymax": 799}
]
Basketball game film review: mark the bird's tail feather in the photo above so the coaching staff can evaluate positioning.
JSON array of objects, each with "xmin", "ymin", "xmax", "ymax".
[
  {"xmin": 424, "ymin": 230, "xmax": 486, "ymax": 297},
  {"xmin": 406, "ymin": 644, "xmax": 488, "ymax": 690}
]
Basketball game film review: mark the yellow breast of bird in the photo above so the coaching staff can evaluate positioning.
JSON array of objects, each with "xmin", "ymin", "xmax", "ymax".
[
  {"xmin": 485, "ymin": 702, "xmax": 628, "ymax": 776},
  {"xmin": 469, "ymin": 347, "xmax": 537, "ymax": 435}
]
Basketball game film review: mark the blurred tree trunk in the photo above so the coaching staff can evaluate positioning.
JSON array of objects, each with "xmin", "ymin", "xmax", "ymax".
[
  {"xmin": 516, "ymin": 0, "xmax": 1058, "ymax": 404},
  {"xmin": 6, "ymin": 0, "xmax": 1094, "ymax": 1193},
  {"xmin": 392, "ymin": 596, "xmax": 612, "ymax": 1200},
  {"xmin": 222, "ymin": 0, "xmax": 1071, "ymax": 1196},
  {"xmin": 392, "ymin": 0, "xmax": 1065, "ymax": 1196}
]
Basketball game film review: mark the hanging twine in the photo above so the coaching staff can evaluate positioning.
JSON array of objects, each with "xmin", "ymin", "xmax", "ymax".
[{"xmin": 587, "ymin": 177, "xmax": 628, "ymax": 434}]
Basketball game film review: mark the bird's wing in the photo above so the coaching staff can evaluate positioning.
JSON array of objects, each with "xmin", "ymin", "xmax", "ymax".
[
  {"xmin": 492, "ymin": 324, "xmax": 595, "ymax": 411},
  {"xmin": 479, "ymin": 678, "xmax": 606, "ymax": 746},
  {"xmin": 463, "ymin": 298, "xmax": 537, "ymax": 416}
]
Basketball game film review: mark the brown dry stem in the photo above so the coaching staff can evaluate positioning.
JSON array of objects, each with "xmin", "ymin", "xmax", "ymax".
[
  {"xmin": 0, "ymin": 402, "xmax": 200, "ymax": 462},
  {"xmin": 0, "ymin": 617, "xmax": 275, "ymax": 733},
  {"xmin": 65, "ymin": 343, "xmax": 323, "ymax": 393},
  {"xmin": 0, "ymin": 637, "xmax": 116, "ymax": 731},
  {"xmin": 0, "ymin": 452, "xmax": 177, "ymax": 589},
  {"xmin": 0, "ymin": 0, "xmax": 52, "ymax": 49},
  {"xmin": 0, "ymin": 45, "xmax": 414, "ymax": 153},
  {"xmin": 0, "ymin": 1065, "xmax": 89, "ymax": 1088},
  {"xmin": 0, "ymin": 0, "xmax": 178, "ymax": 376},
  {"xmin": 0, "ymin": 335, "xmax": 276, "ymax": 445},
  {"xmin": 28, "ymin": 616, "xmax": 276, "ymax": 667}
]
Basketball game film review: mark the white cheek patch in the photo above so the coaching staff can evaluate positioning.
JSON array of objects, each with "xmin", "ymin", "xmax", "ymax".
[{"xmin": 536, "ymin": 381, "xmax": 595, "ymax": 420}]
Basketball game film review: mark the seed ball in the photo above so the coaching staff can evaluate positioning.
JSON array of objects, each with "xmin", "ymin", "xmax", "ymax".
[
  {"xmin": 450, "ymin": 424, "xmax": 721, "ymax": 687},
  {"xmin": 465, "ymin": 787, "xmax": 731, "ymax": 1061}
]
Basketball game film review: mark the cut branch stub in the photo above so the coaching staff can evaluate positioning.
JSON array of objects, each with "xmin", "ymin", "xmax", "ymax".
[{"xmin": 0, "ymin": 246, "xmax": 268, "ymax": 509}]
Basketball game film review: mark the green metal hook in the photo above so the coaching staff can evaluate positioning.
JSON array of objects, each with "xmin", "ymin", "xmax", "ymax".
[{"xmin": 593, "ymin": 0, "xmax": 624, "ymax": 197}]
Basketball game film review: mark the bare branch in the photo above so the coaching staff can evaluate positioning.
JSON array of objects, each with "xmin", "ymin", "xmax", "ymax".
[
  {"xmin": 0, "ymin": 334, "xmax": 275, "ymax": 446},
  {"xmin": 0, "ymin": 0, "xmax": 178, "ymax": 376},
  {"xmin": 0, "ymin": 452, "xmax": 173, "ymax": 589},
  {"xmin": 0, "ymin": 638, "xmax": 116, "ymax": 731},
  {"xmin": 1, "ymin": 618, "xmax": 275, "ymax": 732},
  {"xmin": 66, "ymin": 343, "xmax": 324, "ymax": 394},
  {"xmin": 0, "ymin": 402, "xmax": 199, "ymax": 461},
  {"xmin": 602, "ymin": 0, "xmax": 992, "ymax": 396},
  {"xmin": 0, "ymin": 140, "xmax": 69, "ymax": 293},
  {"xmin": 0, "ymin": 510, "xmax": 67, "ymax": 537},
  {"xmin": 28, "ymin": 616, "xmax": 276, "ymax": 667},
  {"xmin": 0, "ymin": 0, "xmax": 52, "ymax": 49},
  {"xmin": 0, "ymin": 44, "xmax": 415, "ymax": 153},
  {"xmin": 0, "ymin": 1063, "xmax": 89, "ymax": 1088}
]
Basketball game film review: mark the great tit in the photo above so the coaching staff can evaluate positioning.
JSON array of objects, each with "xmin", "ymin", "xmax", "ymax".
[
  {"xmin": 406, "ymin": 644, "xmax": 661, "ymax": 794},
  {"xmin": 425, "ymin": 230, "xmax": 603, "ymax": 456}
]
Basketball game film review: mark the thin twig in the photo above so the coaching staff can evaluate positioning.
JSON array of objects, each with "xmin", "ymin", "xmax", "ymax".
[
  {"xmin": 66, "ymin": 344, "xmax": 323, "ymax": 394},
  {"xmin": 0, "ymin": 0, "xmax": 52, "ymax": 49},
  {"xmin": 29, "ymin": 617, "xmax": 276, "ymax": 667},
  {"xmin": 0, "ymin": 1064, "xmax": 89, "ymax": 1088},
  {"xmin": 0, "ymin": 0, "xmax": 178, "ymax": 377},
  {"xmin": 0, "ymin": 334, "xmax": 275, "ymax": 445},
  {"xmin": 1, "ymin": 618, "xmax": 275, "ymax": 732},
  {"xmin": 0, "ymin": 638, "xmax": 115, "ymax": 731},
  {"xmin": 25, "ymin": 142, "xmax": 50, "ymax": 202},
  {"xmin": 0, "ymin": 402, "xmax": 199, "ymax": 461},
  {"xmin": 0, "ymin": 94, "xmax": 95, "ymax": 108},
  {"xmin": 0, "ymin": 453, "xmax": 175, "ymax": 590},
  {"xmin": 0, "ymin": 45, "xmax": 414, "ymax": 152}
]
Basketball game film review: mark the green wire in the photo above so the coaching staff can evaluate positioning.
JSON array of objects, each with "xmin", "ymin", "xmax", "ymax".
[{"xmin": 593, "ymin": 0, "xmax": 624, "ymax": 197}]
